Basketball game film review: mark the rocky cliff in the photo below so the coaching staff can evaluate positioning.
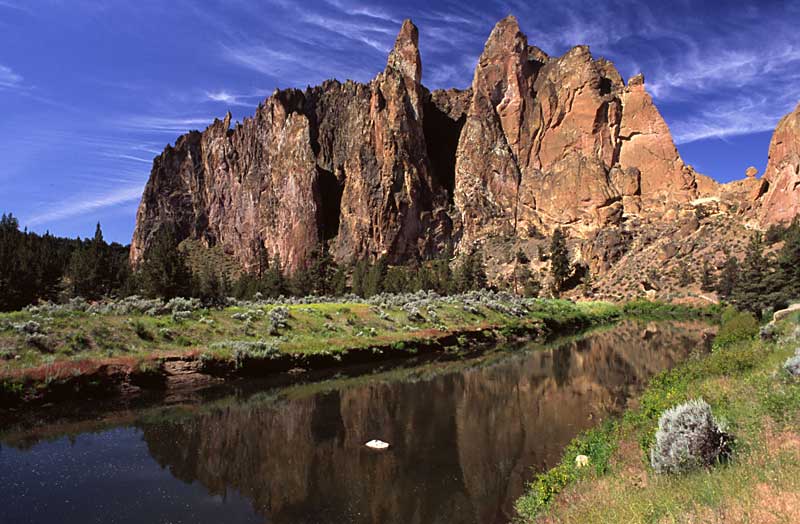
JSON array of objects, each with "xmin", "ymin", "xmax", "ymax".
[
  {"xmin": 131, "ymin": 15, "xmax": 797, "ymax": 287},
  {"xmin": 757, "ymin": 102, "xmax": 800, "ymax": 225}
]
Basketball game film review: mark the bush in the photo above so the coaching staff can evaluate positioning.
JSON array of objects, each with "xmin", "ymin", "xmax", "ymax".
[
  {"xmin": 784, "ymin": 354, "xmax": 800, "ymax": 377},
  {"xmin": 714, "ymin": 308, "xmax": 759, "ymax": 348},
  {"xmin": 650, "ymin": 399, "xmax": 733, "ymax": 474},
  {"xmin": 14, "ymin": 320, "xmax": 43, "ymax": 335},
  {"xmin": 25, "ymin": 333, "xmax": 50, "ymax": 351},
  {"xmin": 131, "ymin": 319, "xmax": 154, "ymax": 341},
  {"xmin": 210, "ymin": 340, "xmax": 281, "ymax": 368}
]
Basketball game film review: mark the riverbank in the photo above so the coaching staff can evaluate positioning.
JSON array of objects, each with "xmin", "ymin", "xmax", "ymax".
[
  {"xmin": 515, "ymin": 307, "xmax": 800, "ymax": 523},
  {"xmin": 0, "ymin": 292, "xmax": 712, "ymax": 409}
]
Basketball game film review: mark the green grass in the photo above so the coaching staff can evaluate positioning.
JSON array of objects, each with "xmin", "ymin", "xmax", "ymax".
[
  {"xmin": 514, "ymin": 310, "xmax": 800, "ymax": 523},
  {"xmin": 0, "ymin": 299, "xmax": 714, "ymax": 389}
]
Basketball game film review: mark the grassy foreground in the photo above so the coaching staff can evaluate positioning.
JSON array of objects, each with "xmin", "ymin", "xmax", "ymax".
[
  {"xmin": 0, "ymin": 292, "xmax": 710, "ymax": 405},
  {"xmin": 515, "ymin": 308, "xmax": 800, "ymax": 523}
]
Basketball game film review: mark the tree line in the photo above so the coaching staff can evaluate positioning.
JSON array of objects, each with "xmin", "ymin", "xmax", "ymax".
[
  {"xmin": 709, "ymin": 218, "xmax": 800, "ymax": 318},
  {"xmin": 0, "ymin": 214, "xmax": 130, "ymax": 311},
  {"xmin": 1, "ymin": 211, "xmax": 578, "ymax": 311}
]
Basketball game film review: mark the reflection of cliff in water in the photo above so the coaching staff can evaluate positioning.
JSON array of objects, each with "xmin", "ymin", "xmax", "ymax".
[{"xmin": 140, "ymin": 321, "xmax": 710, "ymax": 524}]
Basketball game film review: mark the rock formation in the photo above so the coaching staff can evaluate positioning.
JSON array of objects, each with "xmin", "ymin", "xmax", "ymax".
[
  {"xmin": 757, "ymin": 102, "xmax": 800, "ymax": 225},
  {"xmin": 130, "ymin": 15, "xmax": 797, "ymax": 288},
  {"xmin": 132, "ymin": 20, "xmax": 450, "ymax": 272}
]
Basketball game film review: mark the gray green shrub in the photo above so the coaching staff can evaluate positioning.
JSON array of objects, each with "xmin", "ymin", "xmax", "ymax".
[{"xmin": 650, "ymin": 399, "xmax": 732, "ymax": 474}]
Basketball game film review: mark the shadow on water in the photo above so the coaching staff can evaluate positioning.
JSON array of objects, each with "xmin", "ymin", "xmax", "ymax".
[{"xmin": 0, "ymin": 320, "xmax": 713, "ymax": 524}]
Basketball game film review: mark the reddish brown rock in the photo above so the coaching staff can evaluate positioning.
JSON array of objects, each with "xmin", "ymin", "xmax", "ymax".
[
  {"xmin": 130, "ymin": 100, "xmax": 321, "ymax": 273},
  {"xmin": 618, "ymin": 74, "xmax": 703, "ymax": 199},
  {"xmin": 132, "ymin": 20, "xmax": 447, "ymax": 271},
  {"xmin": 131, "ymin": 15, "xmax": 737, "ymax": 283},
  {"xmin": 757, "ymin": 102, "xmax": 800, "ymax": 225}
]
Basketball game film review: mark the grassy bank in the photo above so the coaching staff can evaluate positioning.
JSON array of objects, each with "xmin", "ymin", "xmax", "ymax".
[
  {"xmin": 0, "ymin": 292, "xmax": 711, "ymax": 407},
  {"xmin": 515, "ymin": 307, "xmax": 800, "ymax": 523}
]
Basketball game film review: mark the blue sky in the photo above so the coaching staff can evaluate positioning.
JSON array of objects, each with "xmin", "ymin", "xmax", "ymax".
[{"xmin": 1, "ymin": 0, "xmax": 799, "ymax": 244}]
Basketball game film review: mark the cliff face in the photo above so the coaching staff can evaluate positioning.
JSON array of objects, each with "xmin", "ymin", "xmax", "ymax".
[
  {"xmin": 757, "ymin": 103, "xmax": 800, "ymax": 225},
  {"xmin": 132, "ymin": 20, "xmax": 451, "ymax": 272},
  {"xmin": 131, "ymin": 15, "xmax": 796, "ymax": 277}
]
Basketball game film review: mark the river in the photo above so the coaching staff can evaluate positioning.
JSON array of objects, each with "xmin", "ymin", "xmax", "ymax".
[{"xmin": 0, "ymin": 320, "xmax": 711, "ymax": 524}]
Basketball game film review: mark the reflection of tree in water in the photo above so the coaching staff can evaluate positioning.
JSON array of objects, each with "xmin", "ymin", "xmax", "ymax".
[
  {"xmin": 139, "ymin": 320, "xmax": 709, "ymax": 524},
  {"xmin": 552, "ymin": 343, "xmax": 572, "ymax": 387}
]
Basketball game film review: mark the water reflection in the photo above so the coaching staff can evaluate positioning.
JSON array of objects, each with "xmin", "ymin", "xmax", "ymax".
[{"xmin": 1, "ymin": 320, "xmax": 711, "ymax": 524}]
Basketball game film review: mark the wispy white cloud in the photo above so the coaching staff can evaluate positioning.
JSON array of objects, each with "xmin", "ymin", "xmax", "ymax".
[
  {"xmin": 671, "ymin": 94, "xmax": 800, "ymax": 144},
  {"xmin": 100, "ymin": 152, "xmax": 154, "ymax": 164},
  {"xmin": 0, "ymin": 1, "xmax": 32, "ymax": 14},
  {"xmin": 204, "ymin": 89, "xmax": 269, "ymax": 108},
  {"xmin": 0, "ymin": 64, "xmax": 22, "ymax": 88},
  {"xmin": 25, "ymin": 184, "xmax": 144, "ymax": 226},
  {"xmin": 120, "ymin": 115, "xmax": 219, "ymax": 133}
]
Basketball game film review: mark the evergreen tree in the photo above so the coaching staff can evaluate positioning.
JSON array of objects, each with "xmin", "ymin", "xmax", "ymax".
[
  {"xmin": 524, "ymin": 272, "xmax": 542, "ymax": 298},
  {"xmin": 512, "ymin": 249, "xmax": 530, "ymax": 296},
  {"xmin": 434, "ymin": 245, "xmax": 454, "ymax": 295},
  {"xmin": 700, "ymin": 260, "xmax": 716, "ymax": 292},
  {"xmin": 195, "ymin": 264, "xmax": 228, "ymax": 305},
  {"xmin": 678, "ymin": 261, "xmax": 694, "ymax": 287},
  {"xmin": 330, "ymin": 264, "xmax": 348, "ymax": 296},
  {"xmin": 289, "ymin": 263, "xmax": 314, "ymax": 297},
  {"xmin": 351, "ymin": 258, "xmax": 370, "ymax": 297},
  {"xmin": 716, "ymin": 253, "xmax": 738, "ymax": 299},
  {"xmin": 731, "ymin": 233, "xmax": 771, "ymax": 317},
  {"xmin": 383, "ymin": 266, "xmax": 410, "ymax": 294},
  {"xmin": 454, "ymin": 250, "xmax": 488, "ymax": 292},
  {"xmin": 773, "ymin": 218, "xmax": 800, "ymax": 303},
  {"xmin": 139, "ymin": 225, "xmax": 192, "ymax": 299},
  {"xmin": 363, "ymin": 256, "xmax": 387, "ymax": 297},
  {"xmin": 415, "ymin": 261, "xmax": 436, "ymax": 292},
  {"xmin": 0, "ymin": 213, "xmax": 130, "ymax": 310},
  {"xmin": 260, "ymin": 255, "xmax": 286, "ymax": 297},
  {"xmin": 549, "ymin": 228, "xmax": 571, "ymax": 295},
  {"xmin": 308, "ymin": 244, "xmax": 335, "ymax": 296},
  {"xmin": 66, "ymin": 223, "xmax": 112, "ymax": 299},
  {"xmin": 233, "ymin": 271, "xmax": 259, "ymax": 300}
]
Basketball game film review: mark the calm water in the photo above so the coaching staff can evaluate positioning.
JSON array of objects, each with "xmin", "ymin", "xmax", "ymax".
[{"xmin": 0, "ymin": 320, "xmax": 711, "ymax": 524}]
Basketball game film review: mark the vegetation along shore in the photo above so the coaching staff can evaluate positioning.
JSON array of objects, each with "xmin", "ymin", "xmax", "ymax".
[
  {"xmin": 0, "ymin": 293, "xmax": 711, "ymax": 412},
  {"xmin": 515, "ymin": 306, "xmax": 800, "ymax": 523}
]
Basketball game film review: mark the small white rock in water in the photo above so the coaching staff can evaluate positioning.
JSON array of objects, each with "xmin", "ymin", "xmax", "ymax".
[
  {"xmin": 575, "ymin": 454, "xmax": 590, "ymax": 468},
  {"xmin": 365, "ymin": 439, "xmax": 390, "ymax": 450}
]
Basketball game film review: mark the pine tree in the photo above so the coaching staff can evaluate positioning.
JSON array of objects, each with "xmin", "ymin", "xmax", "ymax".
[
  {"xmin": 678, "ymin": 261, "xmax": 694, "ymax": 287},
  {"xmin": 330, "ymin": 264, "xmax": 348, "ymax": 296},
  {"xmin": 351, "ymin": 258, "xmax": 370, "ymax": 297},
  {"xmin": 308, "ymin": 244, "xmax": 335, "ymax": 296},
  {"xmin": 292, "ymin": 263, "xmax": 317, "ymax": 296},
  {"xmin": 549, "ymin": 228, "xmax": 571, "ymax": 295},
  {"xmin": 773, "ymin": 218, "xmax": 800, "ymax": 304},
  {"xmin": 363, "ymin": 256, "xmax": 387, "ymax": 297},
  {"xmin": 260, "ymin": 255, "xmax": 286, "ymax": 297},
  {"xmin": 524, "ymin": 272, "xmax": 542, "ymax": 298},
  {"xmin": 700, "ymin": 260, "xmax": 716, "ymax": 292},
  {"xmin": 415, "ymin": 261, "xmax": 435, "ymax": 292},
  {"xmin": 731, "ymin": 233, "xmax": 771, "ymax": 317},
  {"xmin": 66, "ymin": 223, "xmax": 112, "ymax": 300},
  {"xmin": 139, "ymin": 225, "xmax": 192, "ymax": 299},
  {"xmin": 434, "ymin": 245, "xmax": 454, "ymax": 295},
  {"xmin": 454, "ymin": 250, "xmax": 488, "ymax": 292},
  {"xmin": 716, "ymin": 253, "xmax": 738, "ymax": 299},
  {"xmin": 512, "ymin": 249, "xmax": 530, "ymax": 296}
]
